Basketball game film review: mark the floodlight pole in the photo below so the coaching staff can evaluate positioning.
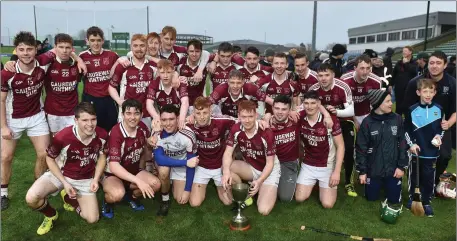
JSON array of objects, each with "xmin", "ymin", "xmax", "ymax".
[
  {"xmin": 311, "ymin": 1, "xmax": 317, "ymax": 57},
  {"xmin": 147, "ymin": 6, "xmax": 150, "ymax": 33},
  {"xmin": 34, "ymin": 5, "xmax": 38, "ymax": 38},
  {"xmin": 423, "ymin": 1, "xmax": 430, "ymax": 51}
]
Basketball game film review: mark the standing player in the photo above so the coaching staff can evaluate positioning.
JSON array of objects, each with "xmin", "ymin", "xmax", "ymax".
[
  {"xmin": 1, "ymin": 32, "xmax": 52, "ymax": 210},
  {"xmin": 222, "ymin": 100, "xmax": 280, "ymax": 216},
  {"xmin": 146, "ymin": 59, "xmax": 189, "ymax": 130},
  {"xmin": 309, "ymin": 63, "xmax": 357, "ymax": 197},
  {"xmin": 293, "ymin": 53, "xmax": 318, "ymax": 103},
  {"xmin": 108, "ymin": 34, "xmax": 155, "ymax": 129},
  {"xmin": 295, "ymin": 91, "xmax": 345, "ymax": 208},
  {"xmin": 187, "ymin": 97, "xmax": 234, "ymax": 207},
  {"xmin": 209, "ymin": 69, "xmax": 273, "ymax": 118},
  {"xmin": 341, "ymin": 54, "xmax": 382, "ymax": 129},
  {"xmin": 79, "ymin": 26, "xmax": 119, "ymax": 132},
  {"xmin": 208, "ymin": 42, "xmax": 237, "ymax": 91},
  {"xmin": 25, "ymin": 102, "xmax": 108, "ymax": 235},
  {"xmin": 43, "ymin": 34, "xmax": 81, "ymax": 136},
  {"xmin": 101, "ymin": 99, "xmax": 161, "ymax": 219},
  {"xmin": 151, "ymin": 104, "xmax": 199, "ymax": 216}
]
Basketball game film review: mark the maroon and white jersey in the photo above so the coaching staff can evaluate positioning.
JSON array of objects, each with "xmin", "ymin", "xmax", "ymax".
[
  {"xmin": 257, "ymin": 73, "xmax": 299, "ymax": 113},
  {"xmin": 147, "ymin": 77, "xmax": 188, "ymax": 110},
  {"xmin": 299, "ymin": 111, "xmax": 341, "ymax": 168},
  {"xmin": 230, "ymin": 55, "xmax": 273, "ymax": 82},
  {"xmin": 44, "ymin": 57, "xmax": 80, "ymax": 116},
  {"xmin": 309, "ymin": 79, "xmax": 353, "ymax": 121},
  {"xmin": 178, "ymin": 57, "xmax": 208, "ymax": 106},
  {"xmin": 79, "ymin": 49, "xmax": 119, "ymax": 97},
  {"xmin": 159, "ymin": 45, "xmax": 187, "ymax": 68},
  {"xmin": 226, "ymin": 122, "xmax": 276, "ymax": 171},
  {"xmin": 110, "ymin": 58, "xmax": 155, "ymax": 117},
  {"xmin": 106, "ymin": 121, "xmax": 150, "ymax": 175},
  {"xmin": 187, "ymin": 117, "xmax": 236, "ymax": 169},
  {"xmin": 270, "ymin": 119, "xmax": 299, "ymax": 162},
  {"xmin": 1, "ymin": 55, "xmax": 53, "ymax": 118},
  {"xmin": 297, "ymin": 69, "xmax": 319, "ymax": 95},
  {"xmin": 209, "ymin": 83, "xmax": 267, "ymax": 118},
  {"xmin": 210, "ymin": 63, "xmax": 237, "ymax": 90},
  {"xmin": 341, "ymin": 71, "xmax": 382, "ymax": 117},
  {"xmin": 46, "ymin": 126, "xmax": 108, "ymax": 180}
]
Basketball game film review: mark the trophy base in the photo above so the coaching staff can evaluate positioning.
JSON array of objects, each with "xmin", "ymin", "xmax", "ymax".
[{"xmin": 229, "ymin": 223, "xmax": 251, "ymax": 231}]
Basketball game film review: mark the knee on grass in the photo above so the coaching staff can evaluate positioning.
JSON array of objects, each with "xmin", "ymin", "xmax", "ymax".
[
  {"xmin": 320, "ymin": 200, "xmax": 335, "ymax": 209},
  {"xmin": 83, "ymin": 213, "xmax": 99, "ymax": 224},
  {"xmin": 189, "ymin": 197, "xmax": 203, "ymax": 207},
  {"xmin": 257, "ymin": 206, "xmax": 273, "ymax": 216},
  {"xmin": 105, "ymin": 189, "xmax": 125, "ymax": 203},
  {"xmin": 25, "ymin": 190, "xmax": 45, "ymax": 208}
]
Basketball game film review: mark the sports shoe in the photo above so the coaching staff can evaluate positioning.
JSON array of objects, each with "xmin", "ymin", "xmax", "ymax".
[
  {"xmin": 424, "ymin": 205, "xmax": 434, "ymax": 217},
  {"xmin": 157, "ymin": 200, "xmax": 170, "ymax": 216},
  {"xmin": 345, "ymin": 184, "xmax": 358, "ymax": 197},
  {"xmin": 406, "ymin": 199, "xmax": 412, "ymax": 210},
  {"xmin": 37, "ymin": 211, "xmax": 59, "ymax": 235},
  {"xmin": 101, "ymin": 201, "xmax": 114, "ymax": 219},
  {"xmin": 60, "ymin": 190, "xmax": 75, "ymax": 212},
  {"xmin": 1, "ymin": 196, "xmax": 9, "ymax": 211},
  {"xmin": 123, "ymin": 194, "xmax": 145, "ymax": 211}
]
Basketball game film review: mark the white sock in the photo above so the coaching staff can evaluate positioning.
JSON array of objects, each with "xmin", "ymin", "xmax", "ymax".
[
  {"xmin": 162, "ymin": 194, "xmax": 169, "ymax": 202},
  {"xmin": 1, "ymin": 188, "xmax": 8, "ymax": 197}
]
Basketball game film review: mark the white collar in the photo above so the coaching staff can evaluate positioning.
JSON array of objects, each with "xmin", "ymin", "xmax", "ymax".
[
  {"xmin": 72, "ymin": 125, "xmax": 96, "ymax": 143},
  {"xmin": 119, "ymin": 121, "xmax": 138, "ymax": 138},
  {"xmin": 15, "ymin": 60, "xmax": 40, "ymax": 75},
  {"xmin": 240, "ymin": 121, "xmax": 259, "ymax": 139}
]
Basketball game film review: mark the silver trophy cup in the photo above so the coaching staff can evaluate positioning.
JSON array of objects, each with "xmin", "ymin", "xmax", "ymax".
[{"xmin": 230, "ymin": 183, "xmax": 251, "ymax": 231}]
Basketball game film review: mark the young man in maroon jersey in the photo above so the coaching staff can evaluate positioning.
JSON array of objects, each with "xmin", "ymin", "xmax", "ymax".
[
  {"xmin": 79, "ymin": 26, "xmax": 119, "ymax": 132},
  {"xmin": 341, "ymin": 54, "xmax": 382, "ymax": 129},
  {"xmin": 309, "ymin": 63, "xmax": 357, "ymax": 197},
  {"xmin": 108, "ymin": 34, "xmax": 155, "ymax": 130},
  {"xmin": 147, "ymin": 59, "xmax": 189, "ymax": 131},
  {"xmin": 208, "ymin": 69, "xmax": 273, "ymax": 118},
  {"xmin": 187, "ymin": 97, "xmax": 234, "ymax": 207},
  {"xmin": 1, "ymin": 32, "xmax": 54, "ymax": 210},
  {"xmin": 256, "ymin": 52, "xmax": 300, "ymax": 115},
  {"xmin": 101, "ymin": 99, "xmax": 161, "ymax": 219},
  {"xmin": 222, "ymin": 100, "xmax": 280, "ymax": 216},
  {"xmin": 208, "ymin": 42, "xmax": 238, "ymax": 92},
  {"xmin": 293, "ymin": 53, "xmax": 318, "ymax": 103},
  {"xmin": 25, "ymin": 102, "xmax": 108, "ymax": 235},
  {"xmin": 43, "ymin": 34, "xmax": 81, "ymax": 136},
  {"xmin": 295, "ymin": 90, "xmax": 345, "ymax": 208}
]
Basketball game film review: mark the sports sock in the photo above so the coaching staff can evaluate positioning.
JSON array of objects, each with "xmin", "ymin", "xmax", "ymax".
[
  {"xmin": 1, "ymin": 184, "xmax": 8, "ymax": 197},
  {"xmin": 64, "ymin": 194, "xmax": 80, "ymax": 209},
  {"xmin": 37, "ymin": 199, "xmax": 57, "ymax": 217},
  {"xmin": 162, "ymin": 193, "xmax": 169, "ymax": 202}
]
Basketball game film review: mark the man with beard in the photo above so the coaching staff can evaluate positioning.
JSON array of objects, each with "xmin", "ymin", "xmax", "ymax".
[
  {"xmin": 222, "ymin": 100, "xmax": 280, "ymax": 215},
  {"xmin": 309, "ymin": 63, "xmax": 356, "ymax": 197},
  {"xmin": 390, "ymin": 46, "xmax": 417, "ymax": 116},
  {"xmin": 403, "ymin": 51, "xmax": 456, "ymax": 186},
  {"xmin": 187, "ymin": 97, "xmax": 234, "ymax": 207},
  {"xmin": 108, "ymin": 34, "xmax": 155, "ymax": 130},
  {"xmin": 25, "ymin": 102, "xmax": 108, "ymax": 235}
]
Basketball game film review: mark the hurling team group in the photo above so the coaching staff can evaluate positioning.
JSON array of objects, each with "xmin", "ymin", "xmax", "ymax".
[{"xmin": 0, "ymin": 24, "xmax": 455, "ymax": 235}]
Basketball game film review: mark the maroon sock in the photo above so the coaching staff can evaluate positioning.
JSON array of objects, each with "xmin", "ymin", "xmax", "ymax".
[
  {"xmin": 37, "ymin": 199, "xmax": 56, "ymax": 217},
  {"xmin": 1, "ymin": 184, "xmax": 8, "ymax": 188},
  {"xmin": 64, "ymin": 194, "xmax": 79, "ymax": 209}
]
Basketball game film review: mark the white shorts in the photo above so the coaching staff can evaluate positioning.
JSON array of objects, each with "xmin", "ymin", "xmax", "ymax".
[
  {"xmin": 6, "ymin": 111, "xmax": 49, "ymax": 140},
  {"xmin": 193, "ymin": 166, "xmax": 222, "ymax": 186},
  {"xmin": 250, "ymin": 159, "xmax": 281, "ymax": 187},
  {"xmin": 170, "ymin": 166, "xmax": 187, "ymax": 181},
  {"xmin": 297, "ymin": 163, "xmax": 337, "ymax": 189},
  {"xmin": 39, "ymin": 171, "xmax": 94, "ymax": 196},
  {"xmin": 46, "ymin": 114, "xmax": 75, "ymax": 133}
]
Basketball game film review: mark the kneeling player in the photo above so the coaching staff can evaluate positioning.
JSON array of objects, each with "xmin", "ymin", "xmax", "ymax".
[
  {"xmin": 187, "ymin": 97, "xmax": 234, "ymax": 207},
  {"xmin": 25, "ymin": 102, "xmax": 108, "ymax": 235},
  {"xmin": 151, "ymin": 104, "xmax": 199, "ymax": 216},
  {"xmin": 101, "ymin": 99, "xmax": 161, "ymax": 218},
  {"xmin": 295, "ymin": 91, "xmax": 344, "ymax": 209},
  {"xmin": 222, "ymin": 100, "xmax": 280, "ymax": 216}
]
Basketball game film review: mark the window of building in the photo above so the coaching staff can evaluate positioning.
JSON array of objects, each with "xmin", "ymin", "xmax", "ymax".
[
  {"xmin": 376, "ymin": 34, "xmax": 387, "ymax": 42},
  {"xmin": 418, "ymin": 28, "xmax": 433, "ymax": 38},
  {"xmin": 357, "ymin": 36, "xmax": 365, "ymax": 44},
  {"xmin": 366, "ymin": 35, "xmax": 375, "ymax": 43},
  {"xmin": 388, "ymin": 32, "xmax": 400, "ymax": 41},
  {"xmin": 349, "ymin": 38, "xmax": 356, "ymax": 44},
  {"xmin": 402, "ymin": 30, "xmax": 416, "ymax": 40}
]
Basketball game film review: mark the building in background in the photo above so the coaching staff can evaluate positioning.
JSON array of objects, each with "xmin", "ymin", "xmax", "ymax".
[{"xmin": 204, "ymin": 39, "xmax": 295, "ymax": 55}]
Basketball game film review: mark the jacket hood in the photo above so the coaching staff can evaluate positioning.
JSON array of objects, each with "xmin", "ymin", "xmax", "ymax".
[
  {"xmin": 370, "ymin": 111, "xmax": 397, "ymax": 121},
  {"xmin": 386, "ymin": 47, "xmax": 394, "ymax": 56}
]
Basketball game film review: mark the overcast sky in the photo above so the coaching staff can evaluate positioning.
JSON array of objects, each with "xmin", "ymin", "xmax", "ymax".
[{"xmin": 1, "ymin": 1, "xmax": 455, "ymax": 49}]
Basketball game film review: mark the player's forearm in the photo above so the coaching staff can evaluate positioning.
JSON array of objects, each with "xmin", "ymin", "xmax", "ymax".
[
  {"xmin": 139, "ymin": 152, "xmax": 146, "ymax": 170},
  {"xmin": 265, "ymin": 96, "xmax": 274, "ymax": 106},
  {"xmin": 108, "ymin": 86, "xmax": 123, "ymax": 105},
  {"xmin": 70, "ymin": 52, "xmax": 83, "ymax": 64},
  {"xmin": 0, "ymin": 95, "xmax": 7, "ymax": 128},
  {"xmin": 336, "ymin": 104, "xmax": 354, "ymax": 118},
  {"xmin": 93, "ymin": 154, "xmax": 107, "ymax": 182},
  {"xmin": 46, "ymin": 156, "xmax": 68, "ymax": 185},
  {"xmin": 257, "ymin": 156, "xmax": 274, "ymax": 183},
  {"xmin": 334, "ymin": 137, "xmax": 345, "ymax": 173},
  {"xmin": 293, "ymin": 96, "xmax": 301, "ymax": 110},
  {"xmin": 198, "ymin": 50, "xmax": 210, "ymax": 70},
  {"xmin": 109, "ymin": 162, "xmax": 140, "ymax": 184},
  {"xmin": 222, "ymin": 147, "xmax": 234, "ymax": 174},
  {"xmin": 146, "ymin": 99, "xmax": 160, "ymax": 120},
  {"xmin": 109, "ymin": 62, "xmax": 120, "ymax": 78},
  {"xmin": 179, "ymin": 97, "xmax": 189, "ymax": 120},
  {"xmin": 448, "ymin": 113, "xmax": 456, "ymax": 128},
  {"xmin": 153, "ymin": 147, "xmax": 187, "ymax": 166},
  {"xmin": 318, "ymin": 105, "xmax": 331, "ymax": 118}
]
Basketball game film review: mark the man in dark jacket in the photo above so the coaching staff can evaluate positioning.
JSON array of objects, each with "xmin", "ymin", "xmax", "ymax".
[
  {"xmin": 402, "ymin": 51, "xmax": 456, "ymax": 185},
  {"xmin": 260, "ymin": 48, "xmax": 275, "ymax": 67},
  {"xmin": 416, "ymin": 52, "xmax": 429, "ymax": 76},
  {"xmin": 390, "ymin": 46, "xmax": 417, "ymax": 116},
  {"xmin": 323, "ymin": 44, "xmax": 347, "ymax": 78},
  {"xmin": 364, "ymin": 49, "xmax": 391, "ymax": 88},
  {"xmin": 445, "ymin": 55, "xmax": 456, "ymax": 78},
  {"xmin": 383, "ymin": 47, "xmax": 394, "ymax": 74},
  {"xmin": 356, "ymin": 89, "xmax": 408, "ymax": 204},
  {"xmin": 309, "ymin": 52, "xmax": 321, "ymax": 71}
]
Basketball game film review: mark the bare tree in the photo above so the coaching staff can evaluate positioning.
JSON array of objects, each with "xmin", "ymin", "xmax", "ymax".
[
  {"xmin": 77, "ymin": 29, "xmax": 86, "ymax": 40},
  {"xmin": 325, "ymin": 42, "xmax": 338, "ymax": 51}
]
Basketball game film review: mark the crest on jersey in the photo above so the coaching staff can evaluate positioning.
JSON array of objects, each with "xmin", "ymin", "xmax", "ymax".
[
  {"xmin": 71, "ymin": 68, "xmax": 77, "ymax": 76},
  {"xmin": 110, "ymin": 147, "xmax": 119, "ymax": 155},
  {"xmin": 391, "ymin": 126, "xmax": 397, "ymax": 135},
  {"xmin": 317, "ymin": 128, "xmax": 326, "ymax": 135},
  {"xmin": 357, "ymin": 87, "xmax": 363, "ymax": 93},
  {"xmin": 212, "ymin": 128, "xmax": 219, "ymax": 136},
  {"xmin": 103, "ymin": 57, "xmax": 110, "ymax": 65},
  {"xmin": 276, "ymin": 87, "xmax": 282, "ymax": 93},
  {"xmin": 443, "ymin": 86, "xmax": 449, "ymax": 94}
]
